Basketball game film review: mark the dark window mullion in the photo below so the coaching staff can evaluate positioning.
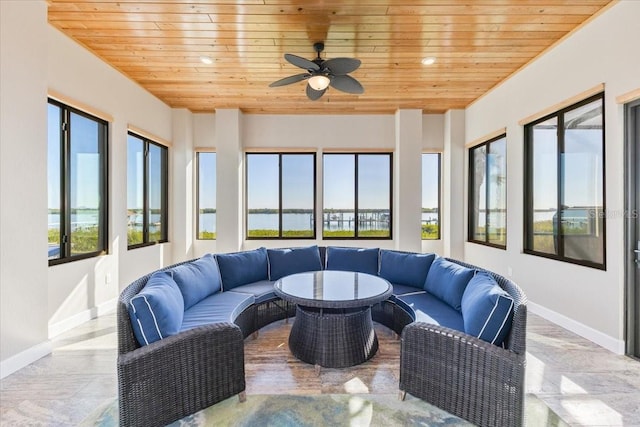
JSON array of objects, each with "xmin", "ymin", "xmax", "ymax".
[
  {"xmin": 388, "ymin": 153, "xmax": 393, "ymax": 239},
  {"xmin": 485, "ymin": 143, "xmax": 491, "ymax": 243},
  {"xmin": 98, "ymin": 123, "xmax": 107, "ymax": 252},
  {"xmin": 278, "ymin": 154, "xmax": 283, "ymax": 238},
  {"xmin": 161, "ymin": 144, "xmax": 169, "ymax": 242},
  {"xmin": 143, "ymin": 141, "xmax": 149, "ymax": 244},
  {"xmin": 557, "ymin": 114, "xmax": 565, "ymax": 258},
  {"xmin": 524, "ymin": 128, "xmax": 533, "ymax": 250},
  {"xmin": 62, "ymin": 109, "xmax": 72, "ymax": 258},
  {"xmin": 354, "ymin": 154, "xmax": 359, "ymax": 238}
]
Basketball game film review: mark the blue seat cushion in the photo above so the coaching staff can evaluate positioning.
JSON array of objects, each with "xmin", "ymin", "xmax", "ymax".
[
  {"xmin": 397, "ymin": 292, "xmax": 464, "ymax": 332},
  {"xmin": 390, "ymin": 283, "xmax": 427, "ymax": 296},
  {"xmin": 216, "ymin": 247, "xmax": 269, "ymax": 291},
  {"xmin": 267, "ymin": 246, "xmax": 323, "ymax": 281},
  {"xmin": 128, "ymin": 271, "xmax": 184, "ymax": 346},
  {"xmin": 325, "ymin": 247, "xmax": 379, "ymax": 275},
  {"xmin": 461, "ymin": 271, "xmax": 514, "ymax": 346},
  {"xmin": 229, "ymin": 280, "xmax": 276, "ymax": 304},
  {"xmin": 180, "ymin": 291, "xmax": 255, "ymax": 331},
  {"xmin": 169, "ymin": 254, "xmax": 222, "ymax": 310},
  {"xmin": 379, "ymin": 250, "xmax": 435, "ymax": 289},
  {"xmin": 423, "ymin": 257, "xmax": 475, "ymax": 311}
]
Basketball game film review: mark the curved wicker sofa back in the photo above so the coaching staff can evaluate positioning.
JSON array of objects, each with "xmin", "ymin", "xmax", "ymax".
[
  {"xmin": 117, "ymin": 249, "xmax": 527, "ymax": 427},
  {"xmin": 117, "ymin": 259, "xmax": 195, "ymax": 356},
  {"xmin": 446, "ymin": 258, "xmax": 527, "ymax": 356}
]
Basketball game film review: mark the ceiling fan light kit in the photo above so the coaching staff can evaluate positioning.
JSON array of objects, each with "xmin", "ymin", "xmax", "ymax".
[
  {"xmin": 270, "ymin": 42, "xmax": 364, "ymax": 101},
  {"xmin": 308, "ymin": 75, "xmax": 330, "ymax": 91}
]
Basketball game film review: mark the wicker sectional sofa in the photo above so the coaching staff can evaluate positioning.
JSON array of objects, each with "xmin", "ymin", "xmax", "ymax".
[{"xmin": 118, "ymin": 245, "xmax": 526, "ymax": 427}]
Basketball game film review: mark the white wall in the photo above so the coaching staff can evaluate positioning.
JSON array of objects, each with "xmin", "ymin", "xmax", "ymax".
[
  {"xmin": 464, "ymin": 1, "xmax": 640, "ymax": 353},
  {"xmin": 1, "ymin": 1, "xmax": 175, "ymax": 377},
  {"xmin": 46, "ymin": 24, "xmax": 173, "ymax": 335},
  {"xmin": 0, "ymin": 0, "xmax": 51, "ymax": 377}
]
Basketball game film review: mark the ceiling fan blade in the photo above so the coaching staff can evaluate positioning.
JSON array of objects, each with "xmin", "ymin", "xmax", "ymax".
[
  {"xmin": 269, "ymin": 73, "xmax": 310, "ymax": 87},
  {"xmin": 306, "ymin": 84, "xmax": 326, "ymax": 101},
  {"xmin": 329, "ymin": 75, "xmax": 364, "ymax": 94},
  {"xmin": 284, "ymin": 53, "xmax": 320, "ymax": 71},
  {"xmin": 323, "ymin": 58, "xmax": 361, "ymax": 75}
]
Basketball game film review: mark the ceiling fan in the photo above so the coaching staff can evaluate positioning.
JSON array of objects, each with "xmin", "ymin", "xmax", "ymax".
[{"xmin": 269, "ymin": 42, "xmax": 364, "ymax": 101}]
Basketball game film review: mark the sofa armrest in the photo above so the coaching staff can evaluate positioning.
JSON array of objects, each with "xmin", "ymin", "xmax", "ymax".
[
  {"xmin": 400, "ymin": 321, "xmax": 525, "ymax": 427},
  {"xmin": 118, "ymin": 322, "xmax": 245, "ymax": 427}
]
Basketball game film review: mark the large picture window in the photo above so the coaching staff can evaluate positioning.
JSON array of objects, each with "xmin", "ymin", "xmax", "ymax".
[
  {"xmin": 246, "ymin": 152, "xmax": 316, "ymax": 239},
  {"xmin": 469, "ymin": 134, "xmax": 507, "ymax": 248},
  {"xmin": 196, "ymin": 151, "xmax": 216, "ymax": 240},
  {"xmin": 422, "ymin": 153, "xmax": 441, "ymax": 240},
  {"xmin": 48, "ymin": 99, "xmax": 108, "ymax": 264},
  {"xmin": 323, "ymin": 153, "xmax": 392, "ymax": 239},
  {"xmin": 127, "ymin": 132, "xmax": 168, "ymax": 248},
  {"xmin": 524, "ymin": 93, "xmax": 605, "ymax": 269}
]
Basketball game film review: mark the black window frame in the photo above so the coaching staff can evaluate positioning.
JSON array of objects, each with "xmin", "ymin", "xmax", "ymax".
[
  {"xmin": 523, "ymin": 92, "xmax": 606, "ymax": 270},
  {"xmin": 422, "ymin": 152, "xmax": 441, "ymax": 240},
  {"xmin": 127, "ymin": 131, "xmax": 169, "ymax": 249},
  {"xmin": 48, "ymin": 98, "xmax": 109, "ymax": 266},
  {"xmin": 245, "ymin": 152, "xmax": 317, "ymax": 240},
  {"xmin": 322, "ymin": 152, "xmax": 393, "ymax": 240},
  {"xmin": 468, "ymin": 133, "xmax": 507, "ymax": 249},
  {"xmin": 196, "ymin": 151, "xmax": 216, "ymax": 240}
]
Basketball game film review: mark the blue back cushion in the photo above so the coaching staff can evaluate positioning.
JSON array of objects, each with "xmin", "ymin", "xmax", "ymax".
[
  {"xmin": 325, "ymin": 247, "xmax": 379, "ymax": 275},
  {"xmin": 461, "ymin": 271, "xmax": 514, "ymax": 346},
  {"xmin": 216, "ymin": 247, "xmax": 269, "ymax": 290},
  {"xmin": 128, "ymin": 271, "xmax": 184, "ymax": 346},
  {"xmin": 423, "ymin": 257, "xmax": 475, "ymax": 311},
  {"xmin": 267, "ymin": 245, "xmax": 323, "ymax": 281},
  {"xmin": 170, "ymin": 254, "xmax": 222, "ymax": 309},
  {"xmin": 379, "ymin": 250, "xmax": 436, "ymax": 288}
]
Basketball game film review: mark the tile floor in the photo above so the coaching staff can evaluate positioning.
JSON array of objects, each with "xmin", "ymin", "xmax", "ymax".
[{"xmin": 1, "ymin": 312, "xmax": 639, "ymax": 426}]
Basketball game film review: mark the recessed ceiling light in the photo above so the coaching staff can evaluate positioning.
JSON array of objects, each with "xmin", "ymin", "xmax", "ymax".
[
  {"xmin": 199, "ymin": 55, "xmax": 213, "ymax": 65},
  {"xmin": 421, "ymin": 57, "xmax": 436, "ymax": 65}
]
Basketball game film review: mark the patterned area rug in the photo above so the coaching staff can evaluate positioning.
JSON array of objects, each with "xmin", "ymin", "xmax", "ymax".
[{"xmin": 81, "ymin": 393, "xmax": 567, "ymax": 427}]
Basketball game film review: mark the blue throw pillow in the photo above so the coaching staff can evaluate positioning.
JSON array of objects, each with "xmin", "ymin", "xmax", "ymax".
[
  {"xmin": 379, "ymin": 250, "xmax": 436, "ymax": 288},
  {"xmin": 170, "ymin": 254, "xmax": 222, "ymax": 309},
  {"xmin": 216, "ymin": 247, "xmax": 269, "ymax": 290},
  {"xmin": 267, "ymin": 245, "xmax": 323, "ymax": 281},
  {"xmin": 325, "ymin": 247, "xmax": 379, "ymax": 275},
  {"xmin": 423, "ymin": 257, "xmax": 475, "ymax": 311},
  {"xmin": 461, "ymin": 271, "xmax": 514, "ymax": 346},
  {"xmin": 128, "ymin": 271, "xmax": 184, "ymax": 346}
]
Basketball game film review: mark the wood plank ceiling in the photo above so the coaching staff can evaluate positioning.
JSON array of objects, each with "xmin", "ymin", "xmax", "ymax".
[{"xmin": 47, "ymin": 0, "xmax": 613, "ymax": 114}]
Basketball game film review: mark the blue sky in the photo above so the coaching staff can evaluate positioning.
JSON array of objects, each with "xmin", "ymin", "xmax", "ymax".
[
  {"xmin": 198, "ymin": 152, "xmax": 216, "ymax": 209},
  {"xmin": 48, "ymin": 105, "xmax": 101, "ymax": 210},
  {"xmin": 422, "ymin": 153, "xmax": 439, "ymax": 209},
  {"xmin": 49, "ymin": 107, "xmax": 601, "ymax": 216}
]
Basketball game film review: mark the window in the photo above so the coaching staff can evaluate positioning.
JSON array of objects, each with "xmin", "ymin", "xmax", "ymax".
[
  {"xmin": 524, "ymin": 93, "xmax": 605, "ymax": 269},
  {"xmin": 196, "ymin": 152, "xmax": 216, "ymax": 240},
  {"xmin": 246, "ymin": 153, "xmax": 316, "ymax": 239},
  {"xmin": 323, "ymin": 153, "xmax": 392, "ymax": 239},
  {"xmin": 127, "ymin": 132, "xmax": 168, "ymax": 248},
  {"xmin": 422, "ymin": 153, "xmax": 441, "ymax": 240},
  {"xmin": 47, "ymin": 99, "xmax": 108, "ymax": 264},
  {"xmin": 469, "ymin": 134, "xmax": 507, "ymax": 248}
]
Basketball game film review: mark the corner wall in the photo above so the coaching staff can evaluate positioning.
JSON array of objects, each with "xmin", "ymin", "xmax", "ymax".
[
  {"xmin": 0, "ymin": 0, "xmax": 50, "ymax": 377},
  {"xmin": 464, "ymin": 1, "xmax": 640, "ymax": 352}
]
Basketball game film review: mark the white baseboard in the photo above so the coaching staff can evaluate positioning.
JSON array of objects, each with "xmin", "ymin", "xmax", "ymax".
[
  {"xmin": 529, "ymin": 301, "xmax": 625, "ymax": 355},
  {"xmin": 1, "ymin": 340, "xmax": 52, "ymax": 379},
  {"xmin": 48, "ymin": 298, "xmax": 117, "ymax": 338}
]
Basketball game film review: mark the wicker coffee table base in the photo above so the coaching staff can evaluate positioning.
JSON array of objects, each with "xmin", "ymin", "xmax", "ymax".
[{"xmin": 289, "ymin": 305, "xmax": 379, "ymax": 368}]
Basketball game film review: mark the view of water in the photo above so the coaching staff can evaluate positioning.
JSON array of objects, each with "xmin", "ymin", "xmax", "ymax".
[
  {"xmin": 48, "ymin": 211, "xmax": 441, "ymax": 233},
  {"xmin": 199, "ymin": 212, "xmax": 439, "ymax": 232}
]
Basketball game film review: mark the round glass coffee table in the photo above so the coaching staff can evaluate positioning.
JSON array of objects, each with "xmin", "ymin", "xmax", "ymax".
[{"xmin": 274, "ymin": 270, "xmax": 393, "ymax": 369}]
